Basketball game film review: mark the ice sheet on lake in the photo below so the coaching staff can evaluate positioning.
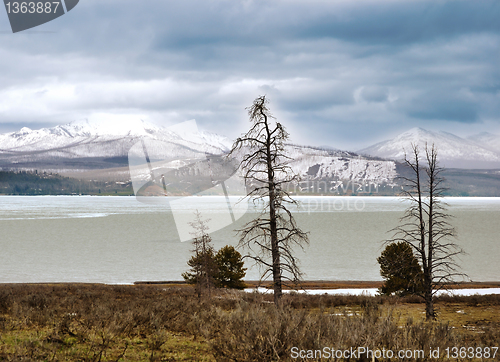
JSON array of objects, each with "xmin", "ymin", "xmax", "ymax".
[{"xmin": 245, "ymin": 288, "xmax": 500, "ymax": 296}]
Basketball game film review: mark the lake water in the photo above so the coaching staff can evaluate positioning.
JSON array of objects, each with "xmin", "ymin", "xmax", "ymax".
[{"xmin": 0, "ymin": 196, "xmax": 499, "ymax": 284}]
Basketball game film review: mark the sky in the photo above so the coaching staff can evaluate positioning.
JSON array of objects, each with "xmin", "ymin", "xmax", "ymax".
[{"xmin": 0, "ymin": 0, "xmax": 499, "ymax": 151}]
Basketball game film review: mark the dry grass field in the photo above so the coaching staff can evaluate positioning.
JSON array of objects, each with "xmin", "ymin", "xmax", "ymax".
[{"xmin": 0, "ymin": 283, "xmax": 498, "ymax": 361}]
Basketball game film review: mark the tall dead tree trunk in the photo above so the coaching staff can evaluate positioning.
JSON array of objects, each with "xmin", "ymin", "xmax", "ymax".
[{"xmin": 230, "ymin": 95, "xmax": 308, "ymax": 304}]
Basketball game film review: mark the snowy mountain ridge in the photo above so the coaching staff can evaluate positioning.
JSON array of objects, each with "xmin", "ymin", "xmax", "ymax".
[
  {"xmin": 467, "ymin": 132, "xmax": 500, "ymax": 154},
  {"xmin": 285, "ymin": 145, "xmax": 397, "ymax": 188},
  {"xmin": 0, "ymin": 119, "xmax": 231, "ymax": 157},
  {"xmin": 0, "ymin": 120, "xmax": 398, "ymax": 188},
  {"xmin": 358, "ymin": 127, "xmax": 500, "ymax": 168}
]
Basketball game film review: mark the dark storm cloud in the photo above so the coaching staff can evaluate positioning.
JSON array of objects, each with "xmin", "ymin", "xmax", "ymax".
[
  {"xmin": 401, "ymin": 90, "xmax": 479, "ymax": 123},
  {"xmin": 0, "ymin": 0, "xmax": 499, "ymax": 149},
  {"xmin": 360, "ymin": 86, "xmax": 389, "ymax": 103},
  {"xmin": 297, "ymin": 1, "xmax": 500, "ymax": 45}
]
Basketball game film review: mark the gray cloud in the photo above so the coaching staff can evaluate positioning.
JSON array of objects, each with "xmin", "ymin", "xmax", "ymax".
[
  {"xmin": 0, "ymin": 0, "xmax": 499, "ymax": 150},
  {"xmin": 359, "ymin": 86, "xmax": 389, "ymax": 103},
  {"xmin": 297, "ymin": 1, "xmax": 500, "ymax": 46},
  {"xmin": 402, "ymin": 91, "xmax": 479, "ymax": 123}
]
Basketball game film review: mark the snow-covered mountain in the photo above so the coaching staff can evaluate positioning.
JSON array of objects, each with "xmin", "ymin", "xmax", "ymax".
[
  {"xmin": 0, "ymin": 119, "xmax": 230, "ymax": 156},
  {"xmin": 0, "ymin": 120, "xmax": 398, "ymax": 190},
  {"xmin": 0, "ymin": 119, "xmax": 232, "ymax": 174},
  {"xmin": 468, "ymin": 132, "xmax": 500, "ymax": 154},
  {"xmin": 358, "ymin": 128, "xmax": 500, "ymax": 168},
  {"xmin": 286, "ymin": 145, "xmax": 397, "ymax": 191}
]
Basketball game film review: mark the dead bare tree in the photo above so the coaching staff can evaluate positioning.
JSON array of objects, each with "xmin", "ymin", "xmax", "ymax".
[
  {"xmin": 182, "ymin": 210, "xmax": 217, "ymax": 299},
  {"xmin": 391, "ymin": 143, "xmax": 466, "ymax": 320},
  {"xmin": 229, "ymin": 95, "xmax": 309, "ymax": 304}
]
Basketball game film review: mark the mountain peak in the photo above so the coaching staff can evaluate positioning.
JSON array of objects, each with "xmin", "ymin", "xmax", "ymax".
[
  {"xmin": 358, "ymin": 127, "xmax": 500, "ymax": 168},
  {"xmin": 19, "ymin": 127, "xmax": 32, "ymax": 134},
  {"xmin": 397, "ymin": 127, "xmax": 434, "ymax": 139},
  {"xmin": 0, "ymin": 118, "xmax": 232, "ymax": 160},
  {"xmin": 63, "ymin": 118, "xmax": 162, "ymax": 137},
  {"xmin": 405, "ymin": 127, "xmax": 428, "ymax": 133}
]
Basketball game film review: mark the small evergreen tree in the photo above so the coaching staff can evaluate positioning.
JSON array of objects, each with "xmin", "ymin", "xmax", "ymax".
[
  {"xmin": 183, "ymin": 248, "xmax": 218, "ymax": 296},
  {"xmin": 214, "ymin": 245, "xmax": 247, "ymax": 289},
  {"xmin": 182, "ymin": 210, "xmax": 218, "ymax": 298},
  {"xmin": 377, "ymin": 242, "xmax": 424, "ymax": 296}
]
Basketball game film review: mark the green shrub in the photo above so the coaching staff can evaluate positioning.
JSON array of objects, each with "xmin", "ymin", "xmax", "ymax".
[
  {"xmin": 378, "ymin": 242, "xmax": 424, "ymax": 296},
  {"xmin": 214, "ymin": 245, "xmax": 247, "ymax": 289}
]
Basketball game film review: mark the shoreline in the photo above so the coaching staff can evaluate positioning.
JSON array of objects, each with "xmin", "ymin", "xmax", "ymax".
[
  {"xmin": 135, "ymin": 280, "xmax": 500, "ymax": 290},
  {"xmin": 3, "ymin": 281, "xmax": 500, "ymax": 296},
  {"xmin": 2, "ymin": 281, "xmax": 499, "ymax": 290}
]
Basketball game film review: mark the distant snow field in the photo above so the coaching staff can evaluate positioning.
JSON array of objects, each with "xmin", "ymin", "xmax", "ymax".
[{"xmin": 245, "ymin": 287, "xmax": 500, "ymax": 296}]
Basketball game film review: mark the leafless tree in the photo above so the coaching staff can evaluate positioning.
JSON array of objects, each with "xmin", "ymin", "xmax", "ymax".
[
  {"xmin": 391, "ymin": 143, "xmax": 466, "ymax": 320},
  {"xmin": 229, "ymin": 95, "xmax": 309, "ymax": 304},
  {"xmin": 182, "ymin": 210, "xmax": 218, "ymax": 299}
]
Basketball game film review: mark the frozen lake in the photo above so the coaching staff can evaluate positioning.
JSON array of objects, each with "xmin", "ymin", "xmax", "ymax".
[{"xmin": 0, "ymin": 196, "xmax": 499, "ymax": 284}]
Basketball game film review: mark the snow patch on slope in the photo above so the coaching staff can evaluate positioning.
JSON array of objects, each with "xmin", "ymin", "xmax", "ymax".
[{"xmin": 286, "ymin": 145, "xmax": 397, "ymax": 186}]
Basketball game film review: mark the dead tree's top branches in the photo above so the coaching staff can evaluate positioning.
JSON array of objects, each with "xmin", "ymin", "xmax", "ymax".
[
  {"xmin": 389, "ymin": 143, "xmax": 467, "ymax": 316},
  {"xmin": 229, "ymin": 96, "xmax": 309, "ymax": 301}
]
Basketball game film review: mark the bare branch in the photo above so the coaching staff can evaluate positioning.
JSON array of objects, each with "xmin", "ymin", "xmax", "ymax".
[
  {"xmin": 383, "ymin": 143, "xmax": 467, "ymax": 320},
  {"xmin": 230, "ymin": 96, "xmax": 309, "ymax": 303}
]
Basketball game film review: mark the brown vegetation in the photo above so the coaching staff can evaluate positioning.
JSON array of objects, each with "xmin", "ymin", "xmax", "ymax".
[{"xmin": 0, "ymin": 284, "xmax": 498, "ymax": 361}]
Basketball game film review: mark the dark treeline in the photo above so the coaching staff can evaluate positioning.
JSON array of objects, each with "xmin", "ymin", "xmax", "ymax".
[
  {"xmin": 0, "ymin": 171, "xmax": 133, "ymax": 196},
  {"xmin": 2, "ymin": 168, "xmax": 500, "ymax": 197}
]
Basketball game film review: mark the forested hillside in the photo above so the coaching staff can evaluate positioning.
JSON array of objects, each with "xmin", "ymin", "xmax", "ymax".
[{"xmin": 0, "ymin": 171, "xmax": 133, "ymax": 196}]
